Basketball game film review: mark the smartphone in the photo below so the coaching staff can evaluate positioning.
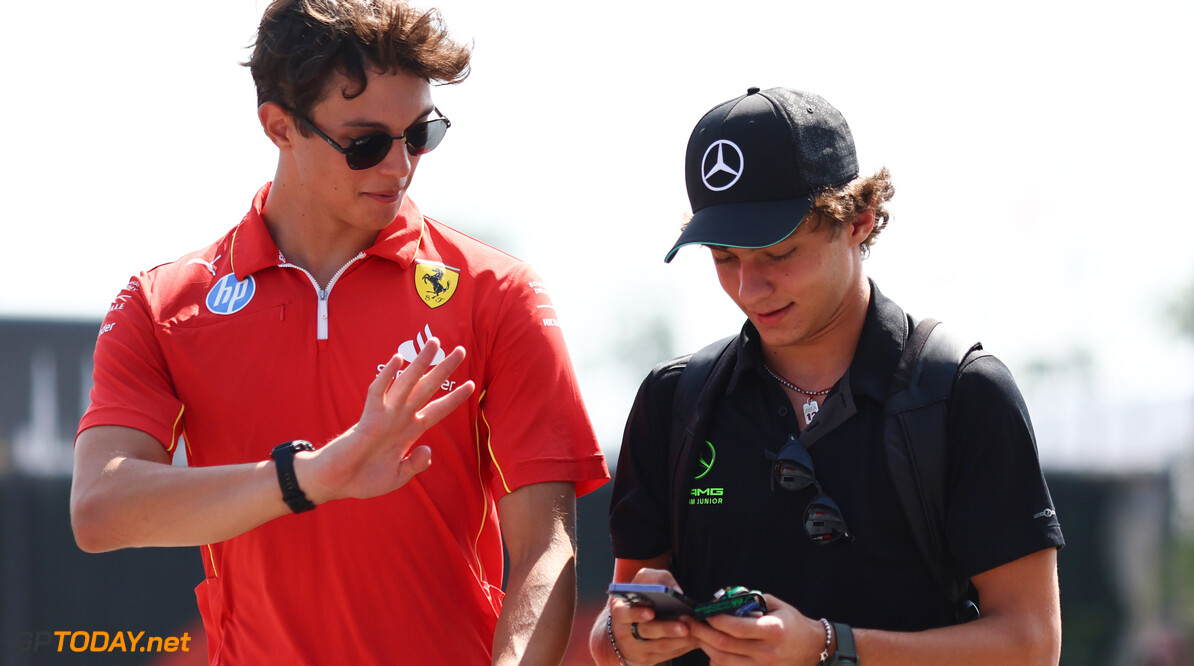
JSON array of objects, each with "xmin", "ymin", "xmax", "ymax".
[
  {"xmin": 607, "ymin": 583, "xmax": 694, "ymax": 618},
  {"xmin": 693, "ymin": 587, "xmax": 767, "ymax": 619}
]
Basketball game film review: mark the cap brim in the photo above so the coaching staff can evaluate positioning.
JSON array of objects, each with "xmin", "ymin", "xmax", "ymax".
[{"xmin": 664, "ymin": 196, "xmax": 815, "ymax": 263}]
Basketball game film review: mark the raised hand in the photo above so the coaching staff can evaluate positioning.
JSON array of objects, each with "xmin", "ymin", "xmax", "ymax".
[{"xmin": 299, "ymin": 338, "xmax": 475, "ymax": 504}]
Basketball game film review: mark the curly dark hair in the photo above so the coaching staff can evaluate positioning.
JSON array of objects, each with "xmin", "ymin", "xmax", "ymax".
[
  {"xmin": 244, "ymin": 0, "xmax": 471, "ymax": 128},
  {"xmin": 807, "ymin": 167, "xmax": 895, "ymax": 257}
]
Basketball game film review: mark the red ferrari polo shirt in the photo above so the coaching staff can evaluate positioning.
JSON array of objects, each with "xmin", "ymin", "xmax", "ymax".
[{"xmin": 79, "ymin": 183, "xmax": 609, "ymax": 664}]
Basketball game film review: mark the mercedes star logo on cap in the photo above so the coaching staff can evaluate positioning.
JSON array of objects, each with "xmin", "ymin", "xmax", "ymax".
[{"xmin": 701, "ymin": 140, "xmax": 744, "ymax": 192}]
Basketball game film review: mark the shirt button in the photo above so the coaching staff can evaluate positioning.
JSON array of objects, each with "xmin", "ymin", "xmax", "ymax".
[{"xmin": 778, "ymin": 406, "xmax": 788, "ymax": 416}]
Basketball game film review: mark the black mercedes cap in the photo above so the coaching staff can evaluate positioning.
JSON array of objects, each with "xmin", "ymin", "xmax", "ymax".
[{"xmin": 665, "ymin": 87, "xmax": 859, "ymax": 262}]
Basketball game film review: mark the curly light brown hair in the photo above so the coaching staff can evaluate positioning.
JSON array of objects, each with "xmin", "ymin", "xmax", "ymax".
[
  {"xmin": 806, "ymin": 167, "xmax": 895, "ymax": 257},
  {"xmin": 680, "ymin": 168, "xmax": 895, "ymax": 257},
  {"xmin": 245, "ymin": 0, "xmax": 471, "ymax": 128}
]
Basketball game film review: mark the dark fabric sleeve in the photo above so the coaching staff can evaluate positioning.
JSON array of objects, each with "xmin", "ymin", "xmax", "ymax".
[
  {"xmin": 944, "ymin": 354, "xmax": 1065, "ymax": 578},
  {"xmin": 608, "ymin": 361, "xmax": 686, "ymax": 561}
]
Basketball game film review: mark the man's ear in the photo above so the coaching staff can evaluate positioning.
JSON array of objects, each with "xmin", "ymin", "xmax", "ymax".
[
  {"xmin": 259, "ymin": 102, "xmax": 295, "ymax": 150},
  {"xmin": 849, "ymin": 208, "xmax": 876, "ymax": 245}
]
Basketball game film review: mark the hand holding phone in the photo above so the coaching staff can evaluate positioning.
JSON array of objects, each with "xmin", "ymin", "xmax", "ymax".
[
  {"xmin": 693, "ymin": 586, "xmax": 767, "ymax": 619},
  {"xmin": 607, "ymin": 583, "xmax": 694, "ymax": 619}
]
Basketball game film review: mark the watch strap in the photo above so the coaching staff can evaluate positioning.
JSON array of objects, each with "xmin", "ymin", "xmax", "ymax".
[
  {"xmin": 828, "ymin": 622, "xmax": 858, "ymax": 665},
  {"xmin": 270, "ymin": 440, "xmax": 317, "ymax": 513}
]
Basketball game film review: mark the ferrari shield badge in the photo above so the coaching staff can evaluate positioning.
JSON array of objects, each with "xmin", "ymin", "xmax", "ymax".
[{"xmin": 415, "ymin": 261, "xmax": 459, "ymax": 309}]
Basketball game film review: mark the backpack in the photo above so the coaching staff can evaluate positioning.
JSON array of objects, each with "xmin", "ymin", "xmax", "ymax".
[{"xmin": 667, "ymin": 318, "xmax": 984, "ymax": 623}]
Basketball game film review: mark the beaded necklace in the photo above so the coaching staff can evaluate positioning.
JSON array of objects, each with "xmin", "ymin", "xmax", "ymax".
[{"xmin": 764, "ymin": 365, "xmax": 834, "ymax": 425}]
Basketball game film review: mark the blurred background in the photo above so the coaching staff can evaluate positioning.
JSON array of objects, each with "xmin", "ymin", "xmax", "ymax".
[{"xmin": 2, "ymin": 0, "xmax": 1192, "ymax": 663}]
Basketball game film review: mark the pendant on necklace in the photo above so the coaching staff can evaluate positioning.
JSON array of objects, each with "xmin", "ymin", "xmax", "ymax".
[{"xmin": 803, "ymin": 399, "xmax": 819, "ymax": 425}]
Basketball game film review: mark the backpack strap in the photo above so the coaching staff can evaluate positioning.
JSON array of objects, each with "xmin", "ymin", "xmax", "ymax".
[
  {"xmin": 884, "ymin": 318, "xmax": 986, "ymax": 622},
  {"xmin": 668, "ymin": 335, "xmax": 736, "ymax": 571}
]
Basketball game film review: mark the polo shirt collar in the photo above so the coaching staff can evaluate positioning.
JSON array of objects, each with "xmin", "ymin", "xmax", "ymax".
[
  {"xmin": 727, "ymin": 321, "xmax": 763, "ymax": 395},
  {"xmin": 229, "ymin": 182, "xmax": 426, "ymax": 280},
  {"xmin": 366, "ymin": 197, "xmax": 425, "ymax": 268},
  {"xmin": 726, "ymin": 278, "xmax": 908, "ymax": 402},
  {"xmin": 848, "ymin": 279, "xmax": 908, "ymax": 402}
]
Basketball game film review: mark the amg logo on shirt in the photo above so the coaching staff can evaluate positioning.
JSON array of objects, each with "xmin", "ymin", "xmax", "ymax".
[{"xmin": 689, "ymin": 487, "xmax": 724, "ymax": 505}]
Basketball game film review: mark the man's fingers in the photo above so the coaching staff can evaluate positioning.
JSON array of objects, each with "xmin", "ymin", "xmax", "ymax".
[
  {"xmin": 610, "ymin": 601, "xmax": 657, "ymax": 624},
  {"xmin": 631, "ymin": 567, "xmax": 684, "ymax": 592},
  {"xmin": 394, "ymin": 352, "xmax": 469, "ymax": 420},
  {"xmin": 415, "ymin": 380, "xmax": 475, "ymax": 426},
  {"xmin": 393, "ymin": 445, "xmax": 433, "ymax": 486},
  {"xmin": 385, "ymin": 338, "xmax": 442, "ymax": 393},
  {"xmin": 702, "ymin": 612, "xmax": 755, "ymax": 637},
  {"xmin": 687, "ymin": 619, "xmax": 757, "ymax": 663},
  {"xmin": 385, "ymin": 341, "xmax": 466, "ymax": 406},
  {"xmin": 367, "ymin": 353, "xmax": 407, "ymax": 405},
  {"xmin": 606, "ymin": 613, "xmax": 695, "ymax": 666},
  {"xmin": 760, "ymin": 593, "xmax": 786, "ymax": 611},
  {"xmin": 626, "ymin": 619, "xmax": 688, "ymax": 641}
]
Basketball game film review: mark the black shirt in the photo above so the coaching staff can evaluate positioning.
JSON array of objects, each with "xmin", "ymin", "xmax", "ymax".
[{"xmin": 609, "ymin": 281, "xmax": 1064, "ymax": 649}]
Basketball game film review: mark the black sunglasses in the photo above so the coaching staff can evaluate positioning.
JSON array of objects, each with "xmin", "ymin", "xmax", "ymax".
[
  {"xmin": 765, "ymin": 435, "xmax": 853, "ymax": 545},
  {"xmin": 287, "ymin": 107, "xmax": 451, "ymax": 170}
]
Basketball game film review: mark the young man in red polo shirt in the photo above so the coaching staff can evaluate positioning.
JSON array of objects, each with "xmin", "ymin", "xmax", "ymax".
[{"xmin": 71, "ymin": 1, "xmax": 609, "ymax": 663}]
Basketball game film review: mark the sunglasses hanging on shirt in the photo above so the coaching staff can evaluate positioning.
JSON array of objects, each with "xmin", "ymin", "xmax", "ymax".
[{"xmin": 765, "ymin": 434, "xmax": 853, "ymax": 545}]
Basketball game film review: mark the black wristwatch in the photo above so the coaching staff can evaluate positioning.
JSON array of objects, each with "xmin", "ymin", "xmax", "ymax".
[
  {"xmin": 828, "ymin": 622, "xmax": 858, "ymax": 665},
  {"xmin": 270, "ymin": 440, "xmax": 317, "ymax": 514}
]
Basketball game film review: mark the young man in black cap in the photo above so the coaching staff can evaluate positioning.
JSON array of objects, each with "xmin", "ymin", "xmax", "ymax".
[{"xmin": 590, "ymin": 88, "xmax": 1064, "ymax": 665}]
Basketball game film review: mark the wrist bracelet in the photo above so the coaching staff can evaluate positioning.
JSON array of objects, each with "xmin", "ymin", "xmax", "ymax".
[
  {"xmin": 817, "ymin": 617, "xmax": 833, "ymax": 665},
  {"xmin": 606, "ymin": 614, "xmax": 628, "ymax": 666}
]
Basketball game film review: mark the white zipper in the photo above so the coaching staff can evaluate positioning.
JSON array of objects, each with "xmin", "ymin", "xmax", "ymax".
[{"xmin": 280, "ymin": 252, "xmax": 366, "ymax": 340}]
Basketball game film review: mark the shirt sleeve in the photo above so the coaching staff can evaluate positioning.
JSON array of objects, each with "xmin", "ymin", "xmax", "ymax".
[
  {"xmin": 944, "ymin": 354, "xmax": 1065, "ymax": 578},
  {"xmin": 608, "ymin": 361, "xmax": 684, "ymax": 561},
  {"xmin": 475, "ymin": 263, "xmax": 609, "ymax": 499},
  {"xmin": 77, "ymin": 275, "xmax": 184, "ymax": 452}
]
